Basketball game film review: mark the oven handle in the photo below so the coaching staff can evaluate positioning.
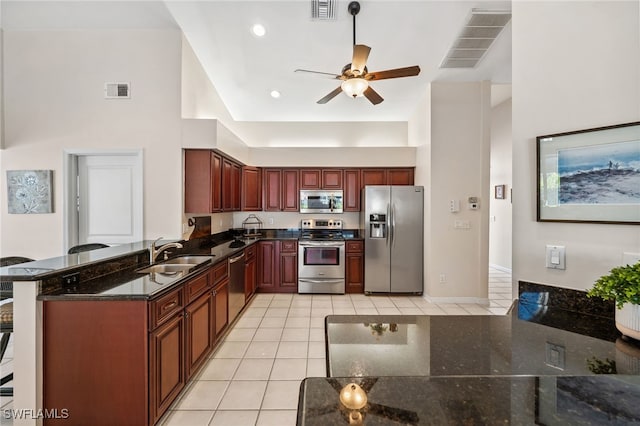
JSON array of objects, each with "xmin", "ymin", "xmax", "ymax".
[
  {"xmin": 299, "ymin": 241, "xmax": 345, "ymax": 247},
  {"xmin": 298, "ymin": 278, "xmax": 345, "ymax": 284}
]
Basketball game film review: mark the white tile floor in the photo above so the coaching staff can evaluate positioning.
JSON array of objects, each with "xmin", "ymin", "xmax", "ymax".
[
  {"xmin": 0, "ymin": 267, "xmax": 514, "ymax": 426},
  {"xmin": 159, "ymin": 267, "xmax": 513, "ymax": 426}
]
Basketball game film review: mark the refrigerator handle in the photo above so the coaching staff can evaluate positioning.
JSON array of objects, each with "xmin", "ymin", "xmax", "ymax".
[
  {"xmin": 391, "ymin": 203, "xmax": 396, "ymax": 248},
  {"xmin": 386, "ymin": 203, "xmax": 391, "ymax": 246}
]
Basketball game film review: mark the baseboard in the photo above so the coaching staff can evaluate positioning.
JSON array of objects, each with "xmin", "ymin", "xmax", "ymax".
[
  {"xmin": 422, "ymin": 295, "xmax": 490, "ymax": 306},
  {"xmin": 489, "ymin": 263, "xmax": 512, "ymax": 273}
]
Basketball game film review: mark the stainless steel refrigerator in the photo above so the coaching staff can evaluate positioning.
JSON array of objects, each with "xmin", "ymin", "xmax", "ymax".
[{"xmin": 361, "ymin": 186, "xmax": 423, "ymax": 294}]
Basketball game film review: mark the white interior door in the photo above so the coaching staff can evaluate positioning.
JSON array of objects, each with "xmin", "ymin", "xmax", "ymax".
[{"xmin": 77, "ymin": 154, "xmax": 143, "ymax": 245}]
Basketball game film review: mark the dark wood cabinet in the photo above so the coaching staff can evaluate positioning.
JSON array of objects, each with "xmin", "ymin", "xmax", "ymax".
[
  {"xmin": 184, "ymin": 150, "xmax": 222, "ymax": 213},
  {"xmin": 242, "ymin": 167, "xmax": 262, "ymax": 211},
  {"xmin": 213, "ymin": 278, "xmax": 229, "ymax": 340},
  {"xmin": 361, "ymin": 168, "xmax": 415, "ymax": 187},
  {"xmin": 244, "ymin": 244, "xmax": 257, "ymax": 301},
  {"xmin": 185, "ymin": 290, "xmax": 213, "ymax": 379},
  {"xmin": 343, "ymin": 169, "xmax": 361, "ymax": 212},
  {"xmin": 150, "ymin": 311, "xmax": 185, "ymax": 424},
  {"xmin": 279, "ymin": 240, "xmax": 298, "ymax": 291},
  {"xmin": 222, "ymin": 158, "xmax": 242, "ymax": 211},
  {"xmin": 300, "ymin": 169, "xmax": 321, "ymax": 189},
  {"xmin": 345, "ymin": 240, "xmax": 365, "ymax": 294},
  {"xmin": 263, "ymin": 168, "xmax": 299, "ymax": 211},
  {"xmin": 322, "ymin": 169, "xmax": 343, "ymax": 189},
  {"xmin": 257, "ymin": 240, "xmax": 297, "ymax": 293}
]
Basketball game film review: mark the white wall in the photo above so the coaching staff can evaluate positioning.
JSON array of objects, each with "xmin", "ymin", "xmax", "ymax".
[
  {"xmin": 512, "ymin": 1, "xmax": 640, "ymax": 293},
  {"xmin": 426, "ymin": 81, "xmax": 491, "ymax": 301},
  {"xmin": 1, "ymin": 29, "xmax": 184, "ymax": 259},
  {"xmin": 489, "ymin": 98, "xmax": 512, "ymax": 270}
]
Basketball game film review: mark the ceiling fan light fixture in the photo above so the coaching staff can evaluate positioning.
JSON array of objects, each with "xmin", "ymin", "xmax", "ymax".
[{"xmin": 341, "ymin": 78, "xmax": 368, "ymax": 98}]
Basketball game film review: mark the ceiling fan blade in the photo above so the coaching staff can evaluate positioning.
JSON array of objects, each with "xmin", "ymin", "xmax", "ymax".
[
  {"xmin": 317, "ymin": 86, "xmax": 343, "ymax": 104},
  {"xmin": 351, "ymin": 44, "xmax": 371, "ymax": 75},
  {"xmin": 295, "ymin": 69, "xmax": 342, "ymax": 79},
  {"xmin": 363, "ymin": 86, "xmax": 383, "ymax": 105},
  {"xmin": 366, "ymin": 65, "xmax": 421, "ymax": 81}
]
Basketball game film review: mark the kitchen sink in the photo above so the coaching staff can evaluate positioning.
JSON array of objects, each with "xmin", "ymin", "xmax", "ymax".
[
  {"xmin": 137, "ymin": 264, "xmax": 195, "ymax": 274},
  {"xmin": 164, "ymin": 255, "xmax": 214, "ymax": 265},
  {"xmin": 137, "ymin": 255, "xmax": 214, "ymax": 275}
]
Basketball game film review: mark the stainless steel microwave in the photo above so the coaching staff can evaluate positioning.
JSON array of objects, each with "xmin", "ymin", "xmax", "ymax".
[{"xmin": 299, "ymin": 190, "xmax": 343, "ymax": 214}]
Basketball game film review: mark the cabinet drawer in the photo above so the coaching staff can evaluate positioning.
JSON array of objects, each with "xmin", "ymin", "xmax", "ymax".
[
  {"xmin": 150, "ymin": 287, "xmax": 184, "ymax": 330},
  {"xmin": 280, "ymin": 240, "xmax": 297, "ymax": 253},
  {"xmin": 211, "ymin": 261, "xmax": 228, "ymax": 286},
  {"xmin": 244, "ymin": 244, "xmax": 256, "ymax": 260},
  {"xmin": 346, "ymin": 241, "xmax": 364, "ymax": 253},
  {"xmin": 185, "ymin": 271, "xmax": 211, "ymax": 304}
]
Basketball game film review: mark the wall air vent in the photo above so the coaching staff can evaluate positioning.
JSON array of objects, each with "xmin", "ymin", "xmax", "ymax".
[
  {"xmin": 440, "ymin": 9, "xmax": 511, "ymax": 69},
  {"xmin": 311, "ymin": 0, "xmax": 337, "ymax": 20},
  {"xmin": 104, "ymin": 82, "xmax": 130, "ymax": 99}
]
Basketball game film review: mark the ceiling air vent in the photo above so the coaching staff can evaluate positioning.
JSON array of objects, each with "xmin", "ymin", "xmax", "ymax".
[
  {"xmin": 440, "ymin": 9, "xmax": 511, "ymax": 69},
  {"xmin": 311, "ymin": 0, "xmax": 337, "ymax": 20},
  {"xmin": 104, "ymin": 82, "xmax": 130, "ymax": 99}
]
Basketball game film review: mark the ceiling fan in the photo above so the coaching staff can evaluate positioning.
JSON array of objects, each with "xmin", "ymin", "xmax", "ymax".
[{"xmin": 295, "ymin": 1, "xmax": 420, "ymax": 105}]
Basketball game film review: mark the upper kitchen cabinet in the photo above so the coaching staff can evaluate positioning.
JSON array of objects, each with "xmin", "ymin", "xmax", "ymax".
[
  {"xmin": 242, "ymin": 167, "xmax": 262, "ymax": 211},
  {"xmin": 221, "ymin": 157, "xmax": 241, "ymax": 211},
  {"xmin": 299, "ymin": 168, "xmax": 343, "ymax": 190},
  {"xmin": 184, "ymin": 149, "xmax": 243, "ymax": 213},
  {"xmin": 343, "ymin": 169, "xmax": 361, "ymax": 212},
  {"xmin": 263, "ymin": 168, "xmax": 299, "ymax": 212},
  {"xmin": 184, "ymin": 150, "xmax": 222, "ymax": 213},
  {"xmin": 361, "ymin": 168, "xmax": 414, "ymax": 186}
]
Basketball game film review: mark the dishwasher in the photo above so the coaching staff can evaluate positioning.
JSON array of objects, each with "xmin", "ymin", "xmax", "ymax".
[{"xmin": 228, "ymin": 252, "xmax": 245, "ymax": 323}]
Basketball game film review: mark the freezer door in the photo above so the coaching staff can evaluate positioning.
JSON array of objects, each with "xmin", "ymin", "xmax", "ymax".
[
  {"xmin": 390, "ymin": 186, "xmax": 424, "ymax": 293},
  {"xmin": 363, "ymin": 186, "xmax": 391, "ymax": 293}
]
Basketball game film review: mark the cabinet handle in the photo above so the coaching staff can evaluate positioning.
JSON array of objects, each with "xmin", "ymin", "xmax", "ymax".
[
  {"xmin": 212, "ymin": 290, "xmax": 217, "ymax": 296},
  {"xmin": 163, "ymin": 301, "xmax": 177, "ymax": 311}
]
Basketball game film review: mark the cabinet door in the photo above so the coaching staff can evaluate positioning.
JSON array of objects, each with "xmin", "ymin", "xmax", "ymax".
[
  {"xmin": 300, "ymin": 169, "xmax": 321, "ymax": 189},
  {"xmin": 245, "ymin": 256, "xmax": 257, "ymax": 301},
  {"xmin": 345, "ymin": 241, "xmax": 364, "ymax": 294},
  {"xmin": 150, "ymin": 313, "xmax": 185, "ymax": 424},
  {"xmin": 242, "ymin": 167, "xmax": 262, "ymax": 211},
  {"xmin": 279, "ymin": 241, "xmax": 298, "ymax": 292},
  {"xmin": 361, "ymin": 169, "xmax": 386, "ymax": 186},
  {"xmin": 322, "ymin": 169, "xmax": 343, "ymax": 189},
  {"xmin": 184, "ymin": 150, "xmax": 222, "ymax": 213},
  {"xmin": 185, "ymin": 291, "xmax": 214, "ymax": 379},
  {"xmin": 263, "ymin": 169, "xmax": 282, "ymax": 211},
  {"xmin": 213, "ymin": 279, "xmax": 229, "ymax": 340},
  {"xmin": 343, "ymin": 169, "xmax": 361, "ymax": 212},
  {"xmin": 281, "ymin": 169, "xmax": 299, "ymax": 211},
  {"xmin": 218, "ymin": 156, "xmax": 242, "ymax": 212},
  {"xmin": 257, "ymin": 241, "xmax": 278, "ymax": 291},
  {"xmin": 387, "ymin": 168, "xmax": 414, "ymax": 185}
]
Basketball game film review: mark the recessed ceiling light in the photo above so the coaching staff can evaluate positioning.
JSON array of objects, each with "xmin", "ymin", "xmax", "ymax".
[
  {"xmin": 252, "ymin": 24, "xmax": 266, "ymax": 37},
  {"xmin": 270, "ymin": 90, "xmax": 281, "ymax": 99}
]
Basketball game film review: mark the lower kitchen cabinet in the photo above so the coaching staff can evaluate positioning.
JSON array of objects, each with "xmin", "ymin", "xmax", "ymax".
[
  {"xmin": 257, "ymin": 240, "xmax": 297, "ymax": 293},
  {"xmin": 345, "ymin": 240, "xmax": 365, "ymax": 293},
  {"xmin": 42, "ymin": 264, "xmax": 234, "ymax": 426}
]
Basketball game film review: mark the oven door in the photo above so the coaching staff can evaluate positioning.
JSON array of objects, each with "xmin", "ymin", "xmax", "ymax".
[{"xmin": 298, "ymin": 241, "xmax": 345, "ymax": 280}]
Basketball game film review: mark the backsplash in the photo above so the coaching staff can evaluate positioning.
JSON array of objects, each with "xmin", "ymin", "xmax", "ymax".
[{"xmin": 232, "ymin": 211, "xmax": 361, "ymax": 230}]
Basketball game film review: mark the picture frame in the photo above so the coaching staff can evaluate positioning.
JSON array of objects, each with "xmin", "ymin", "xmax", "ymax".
[
  {"xmin": 495, "ymin": 184, "xmax": 506, "ymax": 199},
  {"xmin": 6, "ymin": 170, "xmax": 54, "ymax": 214},
  {"xmin": 536, "ymin": 121, "xmax": 640, "ymax": 224}
]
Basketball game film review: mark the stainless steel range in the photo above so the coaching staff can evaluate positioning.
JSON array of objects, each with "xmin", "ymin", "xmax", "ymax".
[{"xmin": 298, "ymin": 218, "xmax": 345, "ymax": 294}]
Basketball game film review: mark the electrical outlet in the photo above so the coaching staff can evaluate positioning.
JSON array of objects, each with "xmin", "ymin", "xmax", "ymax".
[
  {"xmin": 268, "ymin": 217, "xmax": 274, "ymax": 225},
  {"xmin": 439, "ymin": 274, "xmax": 447, "ymax": 283},
  {"xmin": 61, "ymin": 272, "xmax": 80, "ymax": 286}
]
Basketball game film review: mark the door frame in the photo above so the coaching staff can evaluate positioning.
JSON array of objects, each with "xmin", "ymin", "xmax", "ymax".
[{"xmin": 63, "ymin": 149, "xmax": 144, "ymax": 252}]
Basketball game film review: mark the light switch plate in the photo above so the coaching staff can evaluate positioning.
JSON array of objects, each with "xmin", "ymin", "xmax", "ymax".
[
  {"xmin": 546, "ymin": 245, "xmax": 566, "ymax": 269},
  {"xmin": 545, "ymin": 342, "xmax": 565, "ymax": 370}
]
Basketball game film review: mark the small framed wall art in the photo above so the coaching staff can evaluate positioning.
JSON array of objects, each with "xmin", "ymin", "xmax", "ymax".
[
  {"xmin": 495, "ymin": 184, "xmax": 506, "ymax": 199},
  {"xmin": 6, "ymin": 170, "xmax": 54, "ymax": 214}
]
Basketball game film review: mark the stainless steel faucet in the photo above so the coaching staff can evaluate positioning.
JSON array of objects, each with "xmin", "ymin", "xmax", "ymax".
[{"xmin": 150, "ymin": 237, "xmax": 183, "ymax": 263}]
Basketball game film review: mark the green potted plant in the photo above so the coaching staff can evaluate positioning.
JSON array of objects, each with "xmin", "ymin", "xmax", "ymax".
[{"xmin": 587, "ymin": 261, "xmax": 640, "ymax": 340}]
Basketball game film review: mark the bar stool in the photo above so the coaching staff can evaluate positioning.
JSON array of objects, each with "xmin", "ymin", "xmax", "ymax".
[
  {"xmin": 0, "ymin": 256, "xmax": 35, "ymax": 397},
  {"xmin": 68, "ymin": 243, "xmax": 109, "ymax": 254}
]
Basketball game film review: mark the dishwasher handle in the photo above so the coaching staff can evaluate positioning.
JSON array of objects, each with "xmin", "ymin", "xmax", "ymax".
[{"xmin": 229, "ymin": 253, "xmax": 245, "ymax": 264}]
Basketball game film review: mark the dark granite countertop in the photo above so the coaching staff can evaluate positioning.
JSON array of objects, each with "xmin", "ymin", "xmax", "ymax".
[{"xmin": 297, "ymin": 375, "xmax": 640, "ymax": 425}]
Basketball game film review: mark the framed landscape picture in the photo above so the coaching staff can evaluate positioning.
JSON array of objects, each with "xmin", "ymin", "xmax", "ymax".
[{"xmin": 536, "ymin": 121, "xmax": 640, "ymax": 224}]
